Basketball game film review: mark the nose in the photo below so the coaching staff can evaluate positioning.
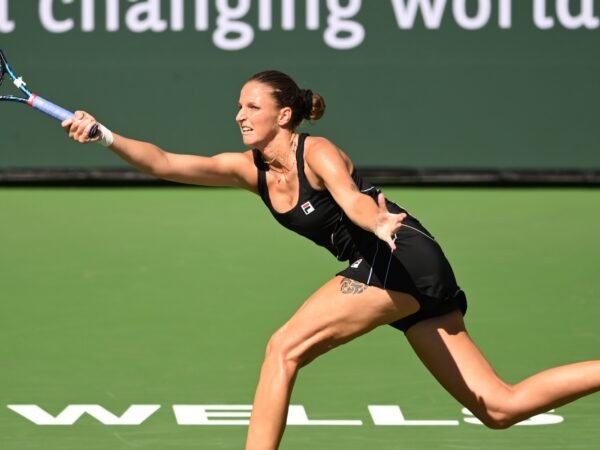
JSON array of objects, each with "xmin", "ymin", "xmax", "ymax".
[{"xmin": 236, "ymin": 108, "xmax": 245, "ymax": 123}]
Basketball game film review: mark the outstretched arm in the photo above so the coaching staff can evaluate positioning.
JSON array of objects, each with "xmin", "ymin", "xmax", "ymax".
[
  {"xmin": 305, "ymin": 137, "xmax": 406, "ymax": 250},
  {"xmin": 62, "ymin": 111, "xmax": 257, "ymax": 191}
]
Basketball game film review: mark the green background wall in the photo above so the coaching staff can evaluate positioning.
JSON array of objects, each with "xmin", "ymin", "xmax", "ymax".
[{"xmin": 1, "ymin": 0, "xmax": 599, "ymax": 169}]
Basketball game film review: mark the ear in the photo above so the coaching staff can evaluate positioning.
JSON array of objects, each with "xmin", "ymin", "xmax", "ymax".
[{"xmin": 278, "ymin": 106, "xmax": 293, "ymax": 126}]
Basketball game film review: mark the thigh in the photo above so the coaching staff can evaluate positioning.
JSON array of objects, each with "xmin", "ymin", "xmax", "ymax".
[
  {"xmin": 276, "ymin": 276, "xmax": 420, "ymax": 365},
  {"xmin": 405, "ymin": 311, "xmax": 510, "ymax": 414}
]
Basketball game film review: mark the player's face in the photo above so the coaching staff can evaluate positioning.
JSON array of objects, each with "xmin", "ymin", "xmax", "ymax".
[{"xmin": 236, "ymin": 81, "xmax": 284, "ymax": 148}]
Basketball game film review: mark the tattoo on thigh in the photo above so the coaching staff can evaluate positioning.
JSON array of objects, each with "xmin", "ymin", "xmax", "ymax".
[{"xmin": 340, "ymin": 277, "xmax": 367, "ymax": 294}]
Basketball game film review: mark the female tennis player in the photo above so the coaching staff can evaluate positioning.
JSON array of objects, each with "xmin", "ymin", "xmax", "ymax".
[{"xmin": 62, "ymin": 70, "xmax": 600, "ymax": 450}]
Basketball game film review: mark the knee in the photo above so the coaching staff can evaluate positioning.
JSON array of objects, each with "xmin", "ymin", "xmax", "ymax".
[
  {"xmin": 466, "ymin": 387, "xmax": 526, "ymax": 430},
  {"xmin": 471, "ymin": 400, "xmax": 519, "ymax": 430},
  {"xmin": 263, "ymin": 327, "xmax": 306, "ymax": 374},
  {"xmin": 476, "ymin": 410, "xmax": 514, "ymax": 430}
]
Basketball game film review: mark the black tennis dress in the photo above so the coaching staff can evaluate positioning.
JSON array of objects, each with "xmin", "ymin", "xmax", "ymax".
[{"xmin": 254, "ymin": 134, "xmax": 467, "ymax": 332}]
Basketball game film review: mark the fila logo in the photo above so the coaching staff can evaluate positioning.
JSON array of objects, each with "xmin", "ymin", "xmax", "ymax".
[
  {"xmin": 301, "ymin": 201, "xmax": 315, "ymax": 215},
  {"xmin": 351, "ymin": 258, "xmax": 363, "ymax": 268}
]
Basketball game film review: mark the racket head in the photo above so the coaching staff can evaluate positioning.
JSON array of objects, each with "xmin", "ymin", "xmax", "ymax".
[
  {"xmin": 0, "ymin": 48, "xmax": 97, "ymax": 137},
  {"xmin": 0, "ymin": 50, "xmax": 25, "ymax": 103},
  {"xmin": 0, "ymin": 50, "xmax": 32, "ymax": 104}
]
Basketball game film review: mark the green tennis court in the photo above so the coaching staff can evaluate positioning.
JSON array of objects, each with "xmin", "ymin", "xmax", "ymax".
[{"xmin": 1, "ymin": 187, "xmax": 599, "ymax": 450}]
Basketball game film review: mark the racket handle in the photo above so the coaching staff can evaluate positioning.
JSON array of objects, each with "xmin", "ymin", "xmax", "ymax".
[{"xmin": 28, "ymin": 94, "xmax": 98, "ymax": 138}]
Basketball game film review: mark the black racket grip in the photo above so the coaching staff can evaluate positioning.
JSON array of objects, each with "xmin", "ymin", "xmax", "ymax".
[{"xmin": 89, "ymin": 123, "xmax": 99, "ymax": 138}]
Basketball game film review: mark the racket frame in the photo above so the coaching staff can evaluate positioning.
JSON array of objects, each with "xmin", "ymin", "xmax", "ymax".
[{"xmin": 0, "ymin": 49, "xmax": 98, "ymax": 136}]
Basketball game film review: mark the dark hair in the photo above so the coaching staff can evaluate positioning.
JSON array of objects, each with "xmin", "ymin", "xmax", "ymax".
[{"xmin": 248, "ymin": 70, "xmax": 326, "ymax": 129}]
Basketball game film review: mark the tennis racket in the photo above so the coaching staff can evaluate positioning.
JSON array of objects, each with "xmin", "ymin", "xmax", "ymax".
[{"xmin": 0, "ymin": 49, "xmax": 98, "ymax": 137}]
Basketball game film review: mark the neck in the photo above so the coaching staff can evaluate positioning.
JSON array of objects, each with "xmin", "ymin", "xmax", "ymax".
[{"xmin": 261, "ymin": 131, "xmax": 298, "ymax": 169}]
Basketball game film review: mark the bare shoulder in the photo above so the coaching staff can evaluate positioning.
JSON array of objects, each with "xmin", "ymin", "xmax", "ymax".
[
  {"xmin": 206, "ymin": 149, "xmax": 258, "ymax": 192},
  {"xmin": 208, "ymin": 149, "xmax": 256, "ymax": 173},
  {"xmin": 238, "ymin": 148, "xmax": 257, "ymax": 163},
  {"xmin": 213, "ymin": 148, "xmax": 255, "ymax": 161},
  {"xmin": 304, "ymin": 135, "xmax": 353, "ymax": 173},
  {"xmin": 304, "ymin": 135, "xmax": 338, "ymax": 155}
]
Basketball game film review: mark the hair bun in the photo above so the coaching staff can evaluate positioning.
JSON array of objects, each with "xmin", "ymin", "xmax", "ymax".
[{"xmin": 301, "ymin": 88, "xmax": 326, "ymax": 121}]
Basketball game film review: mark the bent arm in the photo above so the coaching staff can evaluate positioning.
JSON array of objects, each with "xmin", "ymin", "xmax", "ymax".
[
  {"xmin": 306, "ymin": 137, "xmax": 405, "ymax": 249},
  {"xmin": 62, "ymin": 111, "xmax": 257, "ymax": 190}
]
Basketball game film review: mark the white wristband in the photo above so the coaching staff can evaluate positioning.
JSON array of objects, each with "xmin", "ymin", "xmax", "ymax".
[{"xmin": 97, "ymin": 124, "xmax": 114, "ymax": 147}]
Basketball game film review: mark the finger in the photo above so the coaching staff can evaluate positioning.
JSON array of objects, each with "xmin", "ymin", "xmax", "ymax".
[
  {"xmin": 72, "ymin": 111, "xmax": 95, "ymax": 126},
  {"xmin": 72, "ymin": 119, "xmax": 93, "ymax": 142},
  {"xmin": 74, "ymin": 110, "xmax": 95, "ymax": 121},
  {"xmin": 385, "ymin": 236, "xmax": 397, "ymax": 251},
  {"xmin": 61, "ymin": 117, "xmax": 73, "ymax": 130},
  {"xmin": 377, "ymin": 192, "xmax": 389, "ymax": 213},
  {"xmin": 387, "ymin": 214, "xmax": 406, "ymax": 235},
  {"xmin": 64, "ymin": 112, "xmax": 86, "ymax": 137}
]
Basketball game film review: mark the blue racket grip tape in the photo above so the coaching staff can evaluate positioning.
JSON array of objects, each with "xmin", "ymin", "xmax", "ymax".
[{"xmin": 29, "ymin": 94, "xmax": 98, "ymax": 137}]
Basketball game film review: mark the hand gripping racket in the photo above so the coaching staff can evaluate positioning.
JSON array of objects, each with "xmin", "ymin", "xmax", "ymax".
[{"xmin": 0, "ymin": 49, "xmax": 98, "ymax": 137}]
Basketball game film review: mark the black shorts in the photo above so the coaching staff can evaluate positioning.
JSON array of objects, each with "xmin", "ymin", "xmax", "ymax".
[{"xmin": 337, "ymin": 216, "xmax": 467, "ymax": 332}]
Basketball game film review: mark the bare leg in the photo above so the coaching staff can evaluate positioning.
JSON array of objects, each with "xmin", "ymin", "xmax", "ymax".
[
  {"xmin": 406, "ymin": 310, "xmax": 600, "ymax": 428},
  {"xmin": 245, "ymin": 276, "xmax": 420, "ymax": 450}
]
